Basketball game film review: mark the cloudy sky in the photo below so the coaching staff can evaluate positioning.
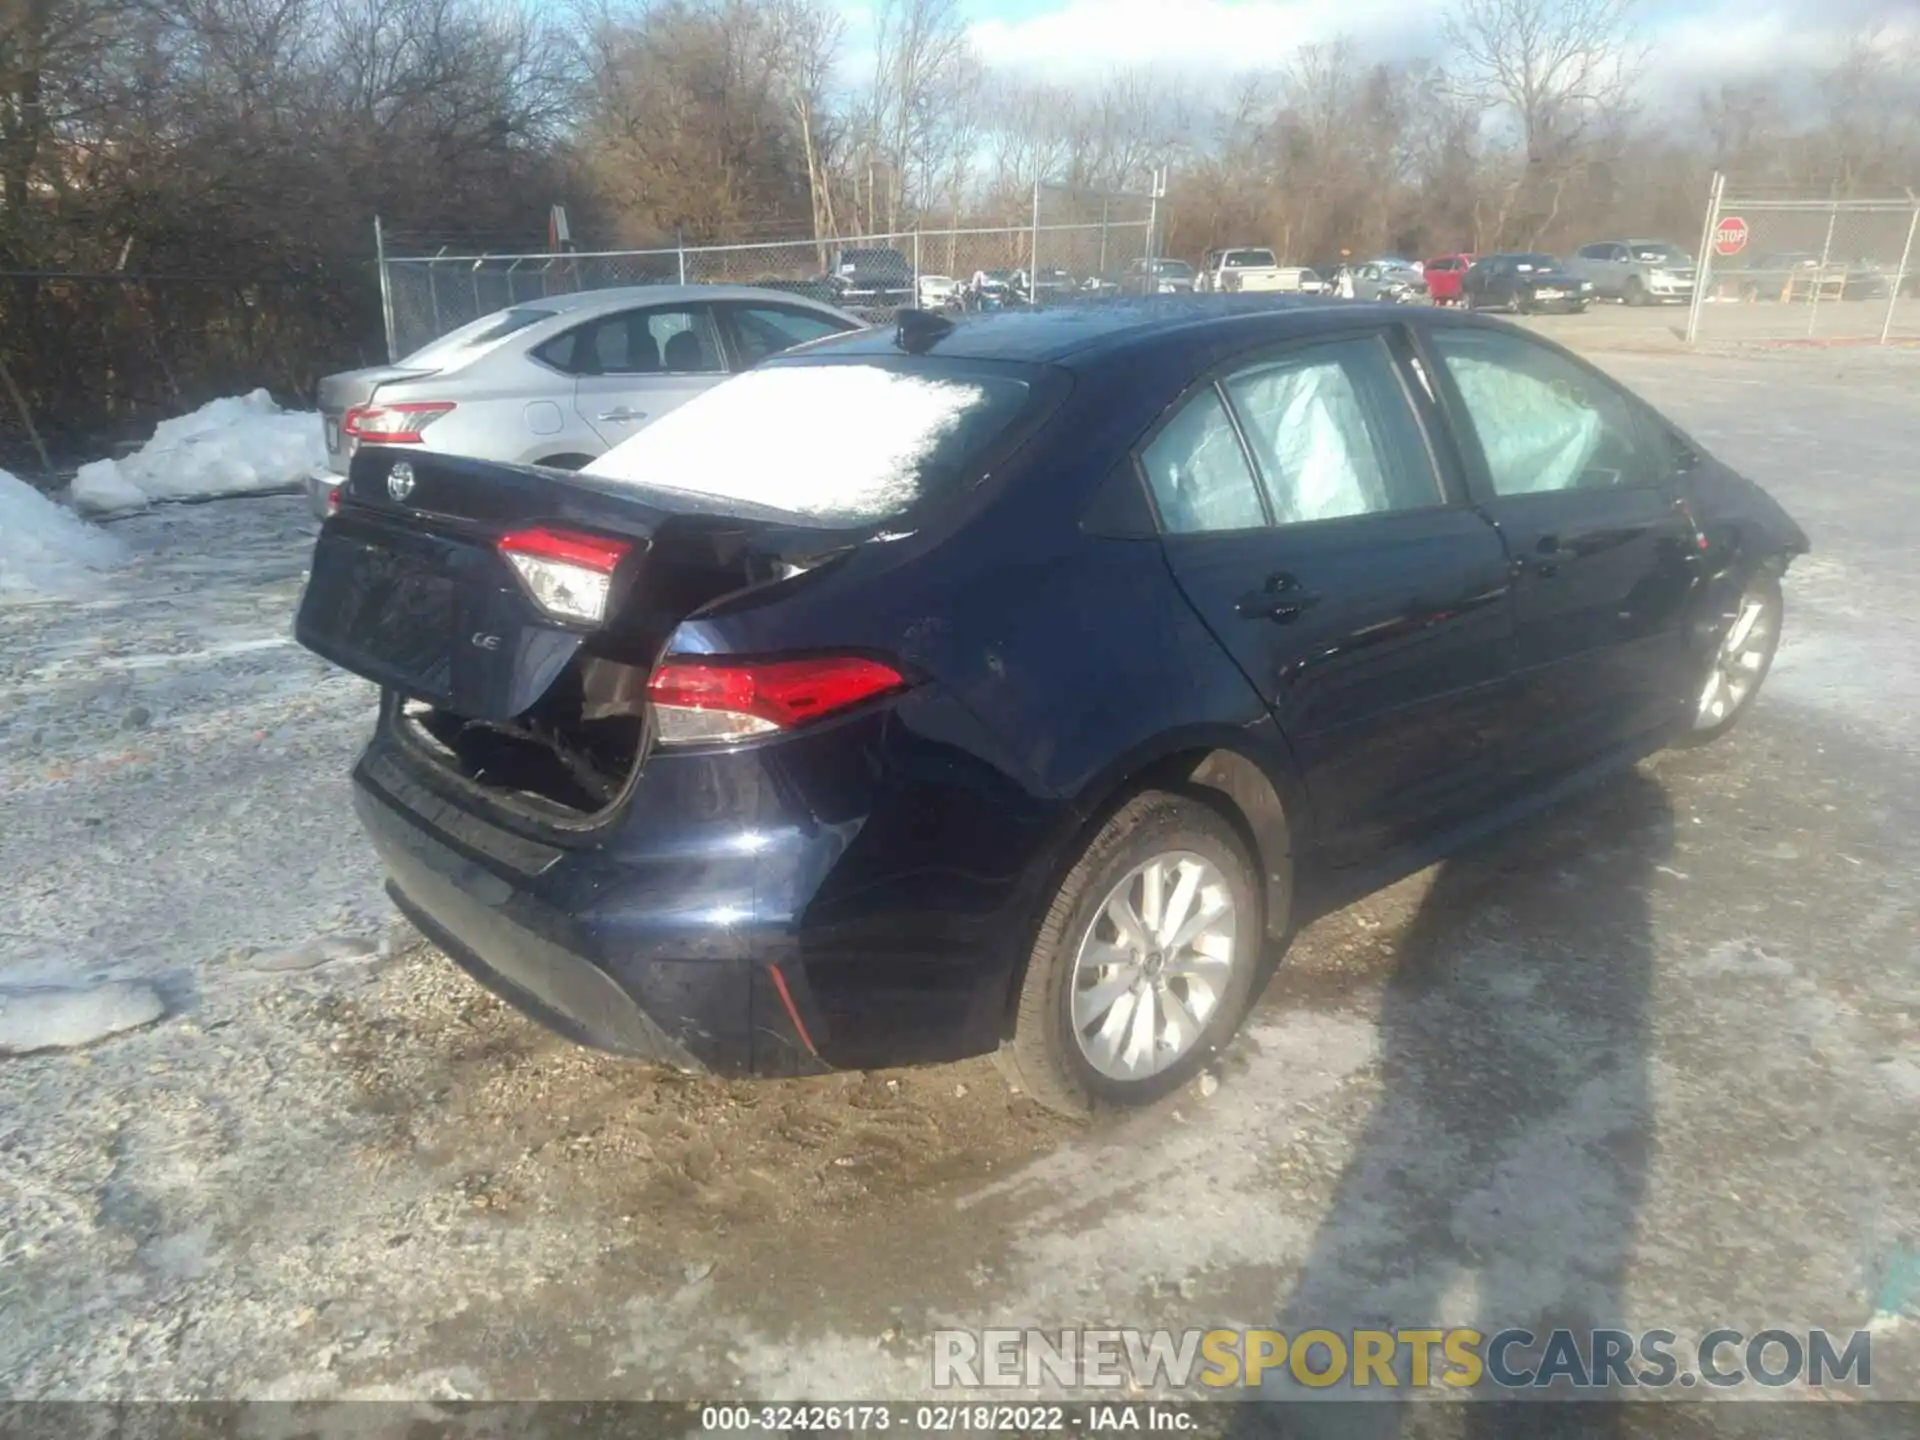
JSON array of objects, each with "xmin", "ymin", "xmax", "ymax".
[{"xmin": 880, "ymin": 0, "xmax": 1917, "ymax": 103}]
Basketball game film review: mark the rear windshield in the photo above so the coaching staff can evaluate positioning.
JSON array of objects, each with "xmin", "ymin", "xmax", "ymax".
[
  {"xmin": 1152, "ymin": 261, "xmax": 1194, "ymax": 278},
  {"xmin": 1225, "ymin": 250, "xmax": 1278, "ymax": 268},
  {"xmin": 401, "ymin": 307, "xmax": 554, "ymax": 365},
  {"xmin": 580, "ymin": 361, "xmax": 1035, "ymax": 526},
  {"xmin": 1510, "ymin": 254, "xmax": 1561, "ymax": 271}
]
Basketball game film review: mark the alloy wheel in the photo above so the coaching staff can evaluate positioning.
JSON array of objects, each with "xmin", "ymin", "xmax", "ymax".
[
  {"xmin": 1694, "ymin": 586, "xmax": 1779, "ymax": 731},
  {"xmin": 1068, "ymin": 851, "xmax": 1237, "ymax": 1081}
]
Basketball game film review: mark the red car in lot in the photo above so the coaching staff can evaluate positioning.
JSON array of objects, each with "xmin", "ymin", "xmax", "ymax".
[{"xmin": 1423, "ymin": 254, "xmax": 1474, "ymax": 306}]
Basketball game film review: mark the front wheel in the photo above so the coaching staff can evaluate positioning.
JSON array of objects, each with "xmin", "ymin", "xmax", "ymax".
[
  {"xmin": 1625, "ymin": 277, "xmax": 1647, "ymax": 307},
  {"xmin": 1680, "ymin": 570, "xmax": 1784, "ymax": 746},
  {"xmin": 998, "ymin": 791, "xmax": 1265, "ymax": 1117}
]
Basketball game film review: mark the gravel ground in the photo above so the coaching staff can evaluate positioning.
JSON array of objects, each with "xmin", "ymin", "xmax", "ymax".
[{"xmin": 1, "ymin": 333, "xmax": 1917, "ymax": 1409}]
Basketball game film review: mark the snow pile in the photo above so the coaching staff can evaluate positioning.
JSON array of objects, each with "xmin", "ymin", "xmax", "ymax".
[
  {"xmin": 0, "ymin": 981, "xmax": 163, "ymax": 1055},
  {"xmin": 0, "ymin": 468, "xmax": 127, "ymax": 597},
  {"xmin": 70, "ymin": 389, "xmax": 326, "ymax": 516},
  {"xmin": 584, "ymin": 364, "xmax": 998, "ymax": 524}
]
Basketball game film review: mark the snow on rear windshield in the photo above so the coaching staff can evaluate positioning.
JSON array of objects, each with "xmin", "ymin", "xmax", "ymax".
[{"xmin": 581, "ymin": 363, "xmax": 1031, "ymax": 525}]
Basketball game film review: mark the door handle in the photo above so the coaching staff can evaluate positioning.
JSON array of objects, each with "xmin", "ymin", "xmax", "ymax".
[
  {"xmin": 597, "ymin": 407, "xmax": 646, "ymax": 423},
  {"xmin": 1531, "ymin": 533, "xmax": 1567, "ymax": 577},
  {"xmin": 1235, "ymin": 572, "xmax": 1321, "ymax": 622}
]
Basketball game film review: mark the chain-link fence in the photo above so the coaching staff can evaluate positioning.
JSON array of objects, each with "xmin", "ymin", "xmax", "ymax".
[
  {"xmin": 378, "ymin": 185, "xmax": 1163, "ymax": 360},
  {"xmin": 1685, "ymin": 177, "xmax": 1920, "ymax": 346}
]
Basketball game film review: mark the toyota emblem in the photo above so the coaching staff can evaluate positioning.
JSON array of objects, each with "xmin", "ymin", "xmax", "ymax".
[{"xmin": 387, "ymin": 461, "xmax": 416, "ymax": 502}]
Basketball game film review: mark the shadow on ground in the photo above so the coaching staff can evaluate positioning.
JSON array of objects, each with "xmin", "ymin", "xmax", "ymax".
[{"xmin": 1230, "ymin": 768, "xmax": 1675, "ymax": 1439}]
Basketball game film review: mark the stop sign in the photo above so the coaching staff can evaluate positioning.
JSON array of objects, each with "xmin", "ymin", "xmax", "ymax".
[{"xmin": 1713, "ymin": 216, "xmax": 1749, "ymax": 257}]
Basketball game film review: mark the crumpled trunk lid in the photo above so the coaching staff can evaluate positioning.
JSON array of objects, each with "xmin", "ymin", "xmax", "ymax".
[
  {"xmin": 296, "ymin": 446, "xmax": 871, "ymax": 820},
  {"xmin": 297, "ymin": 446, "xmax": 866, "ymax": 723}
]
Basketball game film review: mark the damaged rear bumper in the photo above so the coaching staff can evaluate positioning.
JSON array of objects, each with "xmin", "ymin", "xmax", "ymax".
[{"xmin": 352, "ymin": 740, "xmax": 828, "ymax": 1078}]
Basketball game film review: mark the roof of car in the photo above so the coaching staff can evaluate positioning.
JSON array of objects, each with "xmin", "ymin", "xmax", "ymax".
[
  {"xmin": 523, "ymin": 284, "xmax": 851, "ymax": 315},
  {"xmin": 792, "ymin": 295, "xmax": 1466, "ymax": 364}
]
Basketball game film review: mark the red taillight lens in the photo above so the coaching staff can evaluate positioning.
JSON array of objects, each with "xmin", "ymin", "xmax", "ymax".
[
  {"xmin": 326, "ymin": 486, "xmax": 341, "ymax": 516},
  {"xmin": 497, "ymin": 527, "xmax": 632, "ymax": 625},
  {"xmin": 646, "ymin": 656, "xmax": 905, "ymax": 745},
  {"xmin": 342, "ymin": 401, "xmax": 455, "ymax": 444}
]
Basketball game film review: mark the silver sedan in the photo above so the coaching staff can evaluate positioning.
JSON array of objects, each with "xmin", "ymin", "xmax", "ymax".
[{"xmin": 307, "ymin": 285, "xmax": 865, "ymax": 517}]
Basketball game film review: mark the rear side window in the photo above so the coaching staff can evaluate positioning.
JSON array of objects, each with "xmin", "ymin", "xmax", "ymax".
[
  {"xmin": 1222, "ymin": 336, "xmax": 1440, "ymax": 524},
  {"xmin": 537, "ymin": 307, "xmax": 723, "ymax": 376},
  {"xmin": 1140, "ymin": 388, "xmax": 1266, "ymax": 534},
  {"xmin": 537, "ymin": 309, "xmax": 721, "ymax": 378}
]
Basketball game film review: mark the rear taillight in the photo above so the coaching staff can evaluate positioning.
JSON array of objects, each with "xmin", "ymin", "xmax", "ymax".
[
  {"xmin": 326, "ymin": 486, "xmax": 341, "ymax": 516},
  {"xmin": 497, "ymin": 527, "xmax": 632, "ymax": 625},
  {"xmin": 645, "ymin": 656, "xmax": 906, "ymax": 746},
  {"xmin": 342, "ymin": 401, "xmax": 455, "ymax": 444}
]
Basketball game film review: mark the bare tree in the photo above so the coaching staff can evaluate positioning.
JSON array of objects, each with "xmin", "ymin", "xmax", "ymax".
[
  {"xmin": 577, "ymin": 0, "xmax": 811, "ymax": 243},
  {"xmin": 767, "ymin": 0, "xmax": 842, "ymax": 258},
  {"xmin": 1444, "ymin": 0, "xmax": 1643, "ymax": 243},
  {"xmin": 863, "ymin": 0, "xmax": 971, "ymax": 231}
]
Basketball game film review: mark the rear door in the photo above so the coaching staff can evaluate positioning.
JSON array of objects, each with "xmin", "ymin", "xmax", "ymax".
[
  {"xmin": 1418, "ymin": 323, "xmax": 1698, "ymax": 781},
  {"xmin": 534, "ymin": 303, "xmax": 727, "ymax": 451},
  {"xmin": 1143, "ymin": 329, "xmax": 1516, "ymax": 866}
]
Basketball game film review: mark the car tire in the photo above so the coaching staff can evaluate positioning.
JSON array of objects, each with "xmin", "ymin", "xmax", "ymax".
[
  {"xmin": 1625, "ymin": 277, "xmax": 1647, "ymax": 307},
  {"xmin": 1677, "ymin": 568, "xmax": 1784, "ymax": 747},
  {"xmin": 997, "ymin": 790, "xmax": 1265, "ymax": 1118}
]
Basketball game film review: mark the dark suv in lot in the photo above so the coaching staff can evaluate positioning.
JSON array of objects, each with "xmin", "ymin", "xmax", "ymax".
[{"xmin": 826, "ymin": 247, "xmax": 915, "ymax": 313}]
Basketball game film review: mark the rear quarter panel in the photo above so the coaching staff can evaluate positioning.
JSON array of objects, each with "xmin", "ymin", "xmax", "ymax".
[{"xmin": 669, "ymin": 344, "xmax": 1313, "ymax": 1029}]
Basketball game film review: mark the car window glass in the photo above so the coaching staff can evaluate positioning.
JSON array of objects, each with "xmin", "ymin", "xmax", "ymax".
[
  {"xmin": 1223, "ymin": 336, "xmax": 1440, "ymax": 525},
  {"xmin": 731, "ymin": 306, "xmax": 847, "ymax": 366},
  {"xmin": 537, "ymin": 307, "xmax": 721, "ymax": 377},
  {"xmin": 1428, "ymin": 328, "xmax": 1660, "ymax": 496},
  {"xmin": 1140, "ymin": 387, "xmax": 1267, "ymax": 534},
  {"xmin": 651, "ymin": 310, "xmax": 722, "ymax": 372}
]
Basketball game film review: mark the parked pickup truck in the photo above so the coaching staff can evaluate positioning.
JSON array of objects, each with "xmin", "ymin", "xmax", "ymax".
[
  {"xmin": 1569, "ymin": 240, "xmax": 1697, "ymax": 305},
  {"xmin": 1198, "ymin": 248, "xmax": 1302, "ymax": 293}
]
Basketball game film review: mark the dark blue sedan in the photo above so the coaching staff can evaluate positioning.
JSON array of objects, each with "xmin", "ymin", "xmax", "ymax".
[{"xmin": 296, "ymin": 298, "xmax": 1808, "ymax": 1116}]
